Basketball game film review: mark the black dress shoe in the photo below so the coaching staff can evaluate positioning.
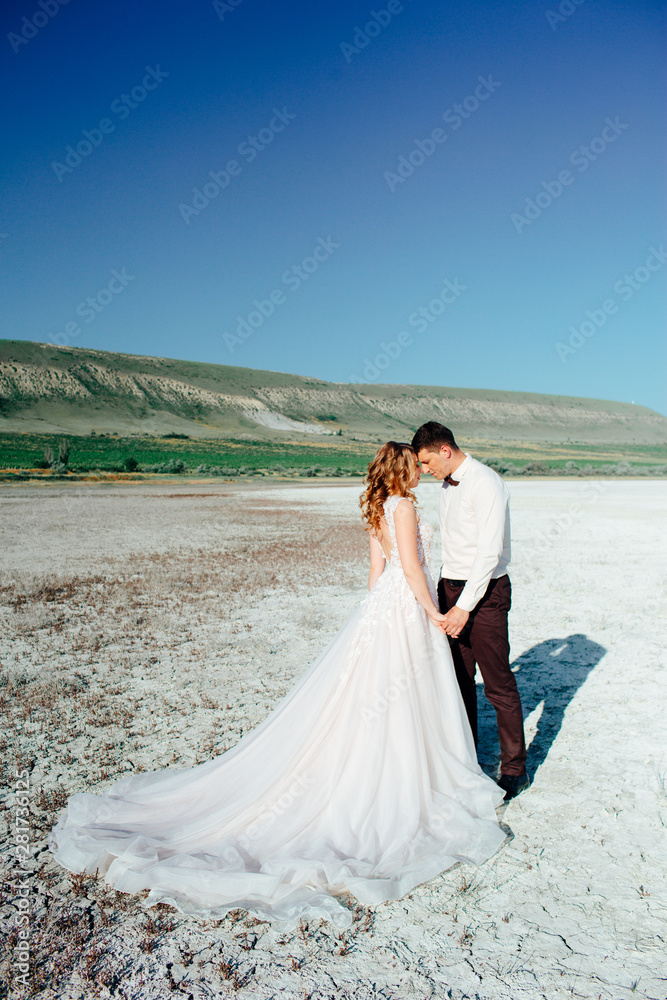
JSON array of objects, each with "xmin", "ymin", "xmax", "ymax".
[{"xmin": 497, "ymin": 772, "xmax": 530, "ymax": 800}]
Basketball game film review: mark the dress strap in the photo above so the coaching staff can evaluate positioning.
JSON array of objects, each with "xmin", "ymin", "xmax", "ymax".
[
  {"xmin": 383, "ymin": 494, "xmax": 407, "ymax": 519},
  {"xmin": 383, "ymin": 495, "xmax": 411, "ymax": 556}
]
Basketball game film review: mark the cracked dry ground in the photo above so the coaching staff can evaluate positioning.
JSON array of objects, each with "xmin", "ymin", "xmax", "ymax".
[{"xmin": 0, "ymin": 482, "xmax": 665, "ymax": 1000}]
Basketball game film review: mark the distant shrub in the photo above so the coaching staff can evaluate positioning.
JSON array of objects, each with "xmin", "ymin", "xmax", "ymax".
[
  {"xmin": 205, "ymin": 466, "xmax": 237, "ymax": 476},
  {"xmin": 480, "ymin": 457, "xmax": 527, "ymax": 476},
  {"xmin": 480, "ymin": 457, "xmax": 510, "ymax": 475},
  {"xmin": 41, "ymin": 439, "xmax": 70, "ymax": 469},
  {"xmin": 524, "ymin": 462, "xmax": 550, "ymax": 475},
  {"xmin": 144, "ymin": 458, "xmax": 187, "ymax": 474},
  {"xmin": 124, "ymin": 456, "xmax": 139, "ymax": 471},
  {"xmin": 162, "ymin": 432, "xmax": 190, "ymax": 439}
]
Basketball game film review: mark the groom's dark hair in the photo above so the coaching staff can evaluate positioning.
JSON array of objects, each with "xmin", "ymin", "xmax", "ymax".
[{"xmin": 411, "ymin": 422, "xmax": 459, "ymax": 454}]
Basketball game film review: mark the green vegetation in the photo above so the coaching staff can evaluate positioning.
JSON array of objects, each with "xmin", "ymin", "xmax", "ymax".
[
  {"xmin": 0, "ymin": 431, "xmax": 665, "ymax": 481},
  {"xmin": 0, "ymin": 432, "xmax": 375, "ymax": 477}
]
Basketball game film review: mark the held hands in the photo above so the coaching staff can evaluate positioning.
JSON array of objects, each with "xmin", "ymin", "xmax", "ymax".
[
  {"xmin": 428, "ymin": 610, "xmax": 450, "ymax": 635},
  {"xmin": 440, "ymin": 606, "xmax": 469, "ymax": 638}
]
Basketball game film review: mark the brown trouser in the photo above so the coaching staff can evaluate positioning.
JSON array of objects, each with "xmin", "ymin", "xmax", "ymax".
[{"xmin": 438, "ymin": 575, "xmax": 526, "ymax": 776}]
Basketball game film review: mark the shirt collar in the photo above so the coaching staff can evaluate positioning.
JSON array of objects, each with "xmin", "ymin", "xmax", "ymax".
[
  {"xmin": 455, "ymin": 452, "xmax": 472, "ymax": 478},
  {"xmin": 441, "ymin": 452, "xmax": 472, "ymax": 488}
]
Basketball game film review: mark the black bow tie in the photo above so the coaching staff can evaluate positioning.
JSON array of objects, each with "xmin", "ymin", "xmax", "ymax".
[{"xmin": 444, "ymin": 475, "xmax": 459, "ymax": 486}]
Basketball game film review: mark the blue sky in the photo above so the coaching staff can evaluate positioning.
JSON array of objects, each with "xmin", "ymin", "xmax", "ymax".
[{"xmin": 1, "ymin": 0, "xmax": 665, "ymax": 413}]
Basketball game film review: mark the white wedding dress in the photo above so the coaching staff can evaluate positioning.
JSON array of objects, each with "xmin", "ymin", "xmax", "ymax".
[{"xmin": 49, "ymin": 496, "xmax": 506, "ymax": 931}]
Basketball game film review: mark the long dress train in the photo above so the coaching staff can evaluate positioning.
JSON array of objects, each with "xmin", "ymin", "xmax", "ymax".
[{"xmin": 49, "ymin": 496, "xmax": 506, "ymax": 931}]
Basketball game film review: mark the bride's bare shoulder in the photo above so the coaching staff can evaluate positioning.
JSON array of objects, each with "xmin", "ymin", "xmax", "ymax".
[{"xmin": 392, "ymin": 496, "xmax": 417, "ymax": 519}]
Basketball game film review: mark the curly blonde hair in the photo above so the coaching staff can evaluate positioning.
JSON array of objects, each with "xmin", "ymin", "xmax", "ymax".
[{"xmin": 359, "ymin": 441, "xmax": 418, "ymax": 533}]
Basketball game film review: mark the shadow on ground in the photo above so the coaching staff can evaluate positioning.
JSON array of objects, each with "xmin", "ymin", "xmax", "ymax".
[{"xmin": 476, "ymin": 633, "xmax": 607, "ymax": 777}]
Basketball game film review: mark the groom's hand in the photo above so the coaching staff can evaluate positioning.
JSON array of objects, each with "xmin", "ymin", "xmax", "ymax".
[{"xmin": 443, "ymin": 606, "xmax": 469, "ymax": 638}]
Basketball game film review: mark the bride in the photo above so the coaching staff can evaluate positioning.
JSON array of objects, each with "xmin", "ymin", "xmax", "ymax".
[{"xmin": 49, "ymin": 442, "xmax": 507, "ymax": 931}]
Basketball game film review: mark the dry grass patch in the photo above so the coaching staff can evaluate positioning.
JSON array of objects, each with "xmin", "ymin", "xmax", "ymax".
[{"xmin": 0, "ymin": 495, "xmax": 375, "ymax": 997}]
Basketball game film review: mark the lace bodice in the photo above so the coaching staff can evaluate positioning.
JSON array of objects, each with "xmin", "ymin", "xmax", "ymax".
[
  {"xmin": 337, "ymin": 495, "xmax": 437, "ymax": 679},
  {"xmin": 378, "ymin": 495, "xmax": 433, "ymax": 570}
]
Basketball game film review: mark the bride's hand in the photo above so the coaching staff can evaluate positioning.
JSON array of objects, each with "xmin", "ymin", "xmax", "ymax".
[
  {"xmin": 441, "ymin": 606, "xmax": 469, "ymax": 638},
  {"xmin": 428, "ymin": 610, "xmax": 449, "ymax": 634}
]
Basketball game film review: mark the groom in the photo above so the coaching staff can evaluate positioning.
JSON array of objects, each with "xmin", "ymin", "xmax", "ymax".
[{"xmin": 411, "ymin": 422, "xmax": 529, "ymax": 800}]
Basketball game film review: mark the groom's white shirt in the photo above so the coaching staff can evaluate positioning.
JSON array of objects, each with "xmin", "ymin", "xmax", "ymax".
[{"xmin": 439, "ymin": 453, "xmax": 511, "ymax": 613}]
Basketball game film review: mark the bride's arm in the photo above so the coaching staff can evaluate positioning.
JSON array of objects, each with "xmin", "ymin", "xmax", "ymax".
[
  {"xmin": 368, "ymin": 532, "xmax": 386, "ymax": 590},
  {"xmin": 393, "ymin": 500, "xmax": 448, "ymax": 627}
]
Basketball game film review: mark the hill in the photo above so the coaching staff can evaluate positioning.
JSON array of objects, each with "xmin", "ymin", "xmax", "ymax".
[{"xmin": 1, "ymin": 339, "xmax": 666, "ymax": 447}]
